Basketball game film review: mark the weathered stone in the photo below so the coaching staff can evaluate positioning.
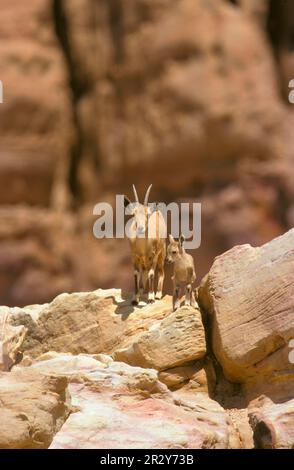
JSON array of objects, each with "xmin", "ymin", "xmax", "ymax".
[
  {"xmin": 1, "ymin": 0, "xmax": 294, "ymax": 309},
  {"xmin": 0, "ymin": 307, "xmax": 27, "ymax": 371},
  {"xmin": 226, "ymin": 408, "xmax": 254, "ymax": 450},
  {"xmin": 113, "ymin": 306, "xmax": 206, "ymax": 371},
  {"xmin": 26, "ymin": 352, "xmax": 240, "ymax": 449},
  {"xmin": 249, "ymin": 395, "xmax": 294, "ymax": 449},
  {"xmin": 158, "ymin": 358, "xmax": 216, "ymax": 394},
  {"xmin": 10, "ymin": 289, "xmax": 173, "ymax": 358},
  {"xmin": 0, "ymin": 367, "xmax": 69, "ymax": 449},
  {"xmin": 159, "ymin": 362, "xmax": 203, "ymax": 389},
  {"xmin": 198, "ymin": 229, "xmax": 294, "ymax": 397}
]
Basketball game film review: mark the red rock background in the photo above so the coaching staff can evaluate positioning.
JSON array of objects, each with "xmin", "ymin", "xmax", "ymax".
[{"xmin": 0, "ymin": 0, "xmax": 294, "ymax": 306}]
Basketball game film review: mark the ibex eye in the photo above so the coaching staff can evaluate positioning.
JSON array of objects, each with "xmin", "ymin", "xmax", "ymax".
[{"xmin": 172, "ymin": 251, "xmax": 177, "ymax": 254}]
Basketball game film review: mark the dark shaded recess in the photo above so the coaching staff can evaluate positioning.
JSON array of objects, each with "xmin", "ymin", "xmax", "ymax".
[
  {"xmin": 267, "ymin": 0, "xmax": 294, "ymax": 51},
  {"xmin": 52, "ymin": 0, "xmax": 89, "ymax": 204},
  {"xmin": 253, "ymin": 420, "xmax": 275, "ymax": 449},
  {"xmin": 197, "ymin": 292, "xmax": 243, "ymax": 409},
  {"xmin": 105, "ymin": 0, "xmax": 130, "ymax": 187},
  {"xmin": 266, "ymin": 0, "xmax": 294, "ymax": 101},
  {"xmin": 107, "ymin": 0, "xmax": 125, "ymax": 64}
]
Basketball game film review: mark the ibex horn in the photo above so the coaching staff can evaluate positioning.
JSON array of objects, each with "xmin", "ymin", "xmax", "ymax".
[
  {"xmin": 144, "ymin": 184, "xmax": 152, "ymax": 206},
  {"xmin": 132, "ymin": 184, "xmax": 139, "ymax": 203}
]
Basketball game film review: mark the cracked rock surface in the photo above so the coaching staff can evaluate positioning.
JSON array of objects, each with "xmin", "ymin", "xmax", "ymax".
[{"xmin": 0, "ymin": 230, "xmax": 293, "ymax": 448}]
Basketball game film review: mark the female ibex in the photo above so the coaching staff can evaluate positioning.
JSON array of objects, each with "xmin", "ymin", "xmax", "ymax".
[{"xmin": 124, "ymin": 184, "xmax": 166, "ymax": 305}]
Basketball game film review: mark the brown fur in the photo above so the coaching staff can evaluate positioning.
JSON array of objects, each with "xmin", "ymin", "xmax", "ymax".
[
  {"xmin": 124, "ymin": 185, "xmax": 166, "ymax": 304},
  {"xmin": 167, "ymin": 234, "xmax": 198, "ymax": 311}
]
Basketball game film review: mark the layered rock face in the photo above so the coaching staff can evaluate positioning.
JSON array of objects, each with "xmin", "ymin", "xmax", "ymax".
[
  {"xmin": 0, "ymin": 229, "xmax": 293, "ymax": 449},
  {"xmin": 0, "ymin": 207, "xmax": 131, "ymax": 306},
  {"xmin": 0, "ymin": 0, "xmax": 294, "ymax": 306},
  {"xmin": 249, "ymin": 396, "xmax": 294, "ymax": 449},
  {"xmin": 114, "ymin": 306, "xmax": 206, "ymax": 370},
  {"xmin": 0, "ymin": 0, "xmax": 293, "ymax": 447},
  {"xmin": 58, "ymin": 0, "xmax": 284, "ymax": 193},
  {"xmin": 0, "ymin": 0, "xmax": 72, "ymax": 207},
  {"xmin": 0, "ymin": 367, "xmax": 69, "ymax": 448},
  {"xmin": 9, "ymin": 289, "xmax": 172, "ymax": 358},
  {"xmin": 29, "ymin": 353, "xmax": 237, "ymax": 449},
  {"xmin": 0, "ymin": 307, "xmax": 26, "ymax": 371},
  {"xmin": 198, "ymin": 228, "xmax": 294, "ymax": 401}
]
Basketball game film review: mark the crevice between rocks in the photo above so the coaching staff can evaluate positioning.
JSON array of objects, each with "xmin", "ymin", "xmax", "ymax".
[
  {"xmin": 197, "ymin": 290, "xmax": 254, "ymax": 448},
  {"xmin": 197, "ymin": 290, "xmax": 242, "ymax": 407},
  {"xmin": 266, "ymin": 0, "xmax": 294, "ymax": 103},
  {"xmin": 52, "ymin": 0, "xmax": 89, "ymax": 206}
]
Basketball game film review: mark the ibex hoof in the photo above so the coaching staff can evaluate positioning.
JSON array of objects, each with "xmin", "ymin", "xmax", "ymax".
[
  {"xmin": 132, "ymin": 299, "xmax": 139, "ymax": 306},
  {"xmin": 155, "ymin": 292, "xmax": 162, "ymax": 300},
  {"xmin": 148, "ymin": 298, "xmax": 155, "ymax": 304}
]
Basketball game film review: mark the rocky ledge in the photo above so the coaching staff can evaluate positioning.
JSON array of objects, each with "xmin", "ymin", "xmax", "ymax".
[{"xmin": 0, "ymin": 229, "xmax": 293, "ymax": 449}]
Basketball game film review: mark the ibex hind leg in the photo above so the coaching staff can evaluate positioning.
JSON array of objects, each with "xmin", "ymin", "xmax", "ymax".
[
  {"xmin": 155, "ymin": 251, "xmax": 165, "ymax": 300},
  {"xmin": 185, "ymin": 284, "xmax": 192, "ymax": 306},
  {"xmin": 173, "ymin": 284, "xmax": 181, "ymax": 311},
  {"xmin": 155, "ymin": 272, "xmax": 164, "ymax": 300},
  {"xmin": 132, "ymin": 270, "xmax": 140, "ymax": 305},
  {"xmin": 147, "ymin": 268, "xmax": 155, "ymax": 303},
  {"xmin": 191, "ymin": 288, "xmax": 199, "ymax": 309}
]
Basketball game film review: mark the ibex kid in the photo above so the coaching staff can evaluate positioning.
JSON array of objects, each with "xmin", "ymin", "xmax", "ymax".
[{"xmin": 166, "ymin": 234, "xmax": 198, "ymax": 311}]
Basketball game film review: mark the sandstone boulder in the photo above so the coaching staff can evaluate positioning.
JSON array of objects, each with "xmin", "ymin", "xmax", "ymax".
[
  {"xmin": 159, "ymin": 362, "xmax": 205, "ymax": 389},
  {"xmin": 0, "ymin": 367, "xmax": 69, "ymax": 449},
  {"xmin": 198, "ymin": 229, "xmax": 294, "ymax": 397},
  {"xmin": 248, "ymin": 396, "xmax": 294, "ymax": 449},
  {"xmin": 114, "ymin": 306, "xmax": 206, "ymax": 371},
  {"xmin": 0, "ymin": 307, "xmax": 27, "ymax": 371},
  {"xmin": 26, "ymin": 352, "xmax": 240, "ymax": 449},
  {"xmin": 225, "ymin": 407, "xmax": 254, "ymax": 450},
  {"xmin": 10, "ymin": 289, "xmax": 172, "ymax": 358},
  {"xmin": 158, "ymin": 358, "xmax": 216, "ymax": 394}
]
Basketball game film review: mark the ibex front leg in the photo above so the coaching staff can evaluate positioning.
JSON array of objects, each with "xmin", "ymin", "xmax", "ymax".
[
  {"xmin": 173, "ymin": 280, "xmax": 181, "ymax": 311},
  {"xmin": 147, "ymin": 268, "xmax": 155, "ymax": 303},
  {"xmin": 185, "ymin": 283, "xmax": 192, "ymax": 306},
  {"xmin": 132, "ymin": 268, "xmax": 140, "ymax": 305}
]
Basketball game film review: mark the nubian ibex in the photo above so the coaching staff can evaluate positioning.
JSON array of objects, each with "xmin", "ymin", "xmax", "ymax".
[
  {"xmin": 124, "ymin": 184, "xmax": 166, "ymax": 305},
  {"xmin": 167, "ymin": 234, "xmax": 198, "ymax": 311}
]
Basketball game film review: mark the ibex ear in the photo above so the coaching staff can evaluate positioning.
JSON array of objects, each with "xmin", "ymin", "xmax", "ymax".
[
  {"xmin": 179, "ymin": 234, "xmax": 185, "ymax": 246},
  {"xmin": 169, "ymin": 234, "xmax": 175, "ymax": 243}
]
